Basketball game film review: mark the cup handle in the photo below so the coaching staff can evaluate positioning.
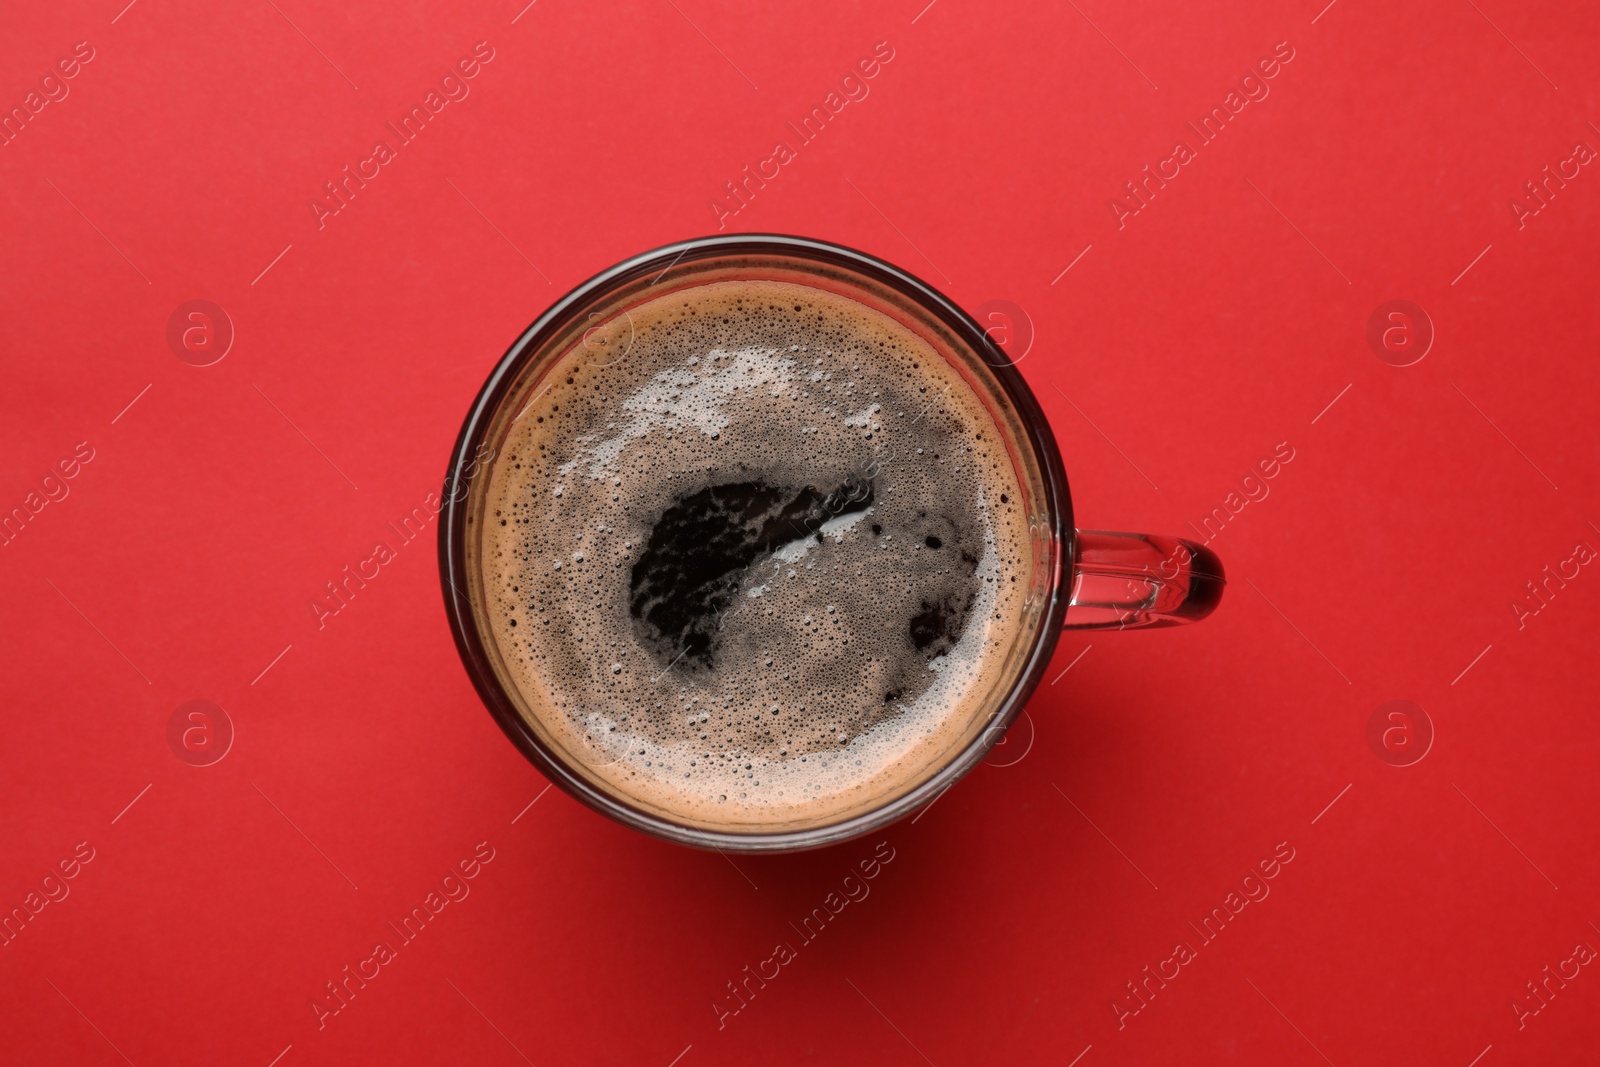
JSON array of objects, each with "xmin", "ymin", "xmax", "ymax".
[{"xmin": 1063, "ymin": 531, "xmax": 1225, "ymax": 630}]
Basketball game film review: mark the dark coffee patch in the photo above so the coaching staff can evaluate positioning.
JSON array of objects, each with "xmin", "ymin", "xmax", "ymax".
[
  {"xmin": 629, "ymin": 477, "xmax": 873, "ymax": 668},
  {"xmin": 909, "ymin": 591, "xmax": 973, "ymax": 657}
]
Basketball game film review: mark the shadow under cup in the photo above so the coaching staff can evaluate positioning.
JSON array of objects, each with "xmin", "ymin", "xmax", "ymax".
[{"xmin": 439, "ymin": 235, "xmax": 1072, "ymax": 852}]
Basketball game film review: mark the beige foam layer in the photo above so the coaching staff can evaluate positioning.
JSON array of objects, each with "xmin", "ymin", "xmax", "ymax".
[{"xmin": 479, "ymin": 280, "xmax": 1032, "ymax": 831}]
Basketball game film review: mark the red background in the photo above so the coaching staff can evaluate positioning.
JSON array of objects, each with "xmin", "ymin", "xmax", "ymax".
[{"xmin": 3, "ymin": 1, "xmax": 1598, "ymax": 1064}]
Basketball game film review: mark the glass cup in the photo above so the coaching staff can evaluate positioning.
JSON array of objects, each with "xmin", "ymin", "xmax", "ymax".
[{"xmin": 439, "ymin": 235, "xmax": 1223, "ymax": 852}]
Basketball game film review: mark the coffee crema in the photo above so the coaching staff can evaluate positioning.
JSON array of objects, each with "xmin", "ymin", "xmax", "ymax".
[{"xmin": 479, "ymin": 279, "xmax": 1031, "ymax": 831}]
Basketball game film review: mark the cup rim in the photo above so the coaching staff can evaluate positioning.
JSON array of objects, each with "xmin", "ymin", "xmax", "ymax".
[{"xmin": 438, "ymin": 233, "xmax": 1074, "ymax": 852}]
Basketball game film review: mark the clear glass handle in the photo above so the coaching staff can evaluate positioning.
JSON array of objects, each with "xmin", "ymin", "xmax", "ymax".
[{"xmin": 1064, "ymin": 531, "xmax": 1225, "ymax": 630}]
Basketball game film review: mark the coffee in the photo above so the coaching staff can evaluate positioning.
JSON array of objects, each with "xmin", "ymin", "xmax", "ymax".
[{"xmin": 479, "ymin": 279, "xmax": 1031, "ymax": 831}]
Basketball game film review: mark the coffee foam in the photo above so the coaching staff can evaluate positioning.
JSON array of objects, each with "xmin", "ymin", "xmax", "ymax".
[{"xmin": 479, "ymin": 280, "xmax": 1031, "ymax": 831}]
